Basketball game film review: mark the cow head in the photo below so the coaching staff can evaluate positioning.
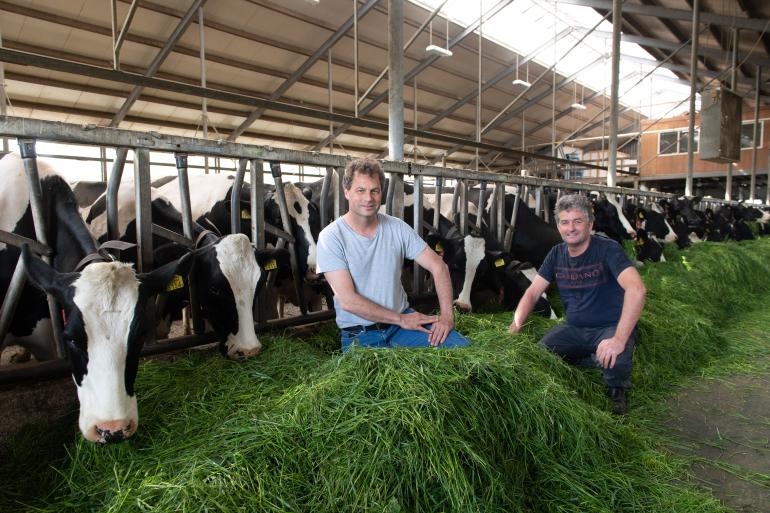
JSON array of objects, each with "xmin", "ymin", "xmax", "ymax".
[
  {"xmin": 498, "ymin": 260, "xmax": 554, "ymax": 317},
  {"xmin": 282, "ymin": 183, "xmax": 320, "ymax": 280},
  {"xmin": 22, "ymin": 245, "xmax": 192, "ymax": 444},
  {"xmin": 591, "ymin": 195, "xmax": 635, "ymax": 242},
  {"xmin": 195, "ymin": 234, "xmax": 290, "ymax": 359}
]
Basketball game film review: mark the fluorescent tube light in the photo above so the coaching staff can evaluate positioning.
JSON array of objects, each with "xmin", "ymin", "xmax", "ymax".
[
  {"xmin": 511, "ymin": 79, "xmax": 531, "ymax": 88},
  {"xmin": 425, "ymin": 44, "xmax": 453, "ymax": 57},
  {"xmin": 570, "ymin": 103, "xmax": 587, "ymax": 110}
]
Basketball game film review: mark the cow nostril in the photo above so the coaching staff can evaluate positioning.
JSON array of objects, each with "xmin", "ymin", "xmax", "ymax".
[{"xmin": 95, "ymin": 425, "xmax": 128, "ymax": 444}]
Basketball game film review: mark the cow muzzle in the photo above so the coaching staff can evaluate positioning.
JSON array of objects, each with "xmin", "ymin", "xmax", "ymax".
[
  {"xmin": 228, "ymin": 345, "xmax": 262, "ymax": 360},
  {"xmin": 89, "ymin": 419, "xmax": 136, "ymax": 444}
]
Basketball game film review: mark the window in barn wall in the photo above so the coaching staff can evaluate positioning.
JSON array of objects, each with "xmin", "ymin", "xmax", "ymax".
[
  {"xmin": 740, "ymin": 121, "xmax": 764, "ymax": 149},
  {"xmin": 658, "ymin": 128, "xmax": 700, "ymax": 155},
  {"xmin": 659, "ymin": 131, "xmax": 678, "ymax": 154}
]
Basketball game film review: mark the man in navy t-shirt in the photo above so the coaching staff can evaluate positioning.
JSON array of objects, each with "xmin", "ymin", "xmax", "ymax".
[{"xmin": 508, "ymin": 194, "xmax": 646, "ymax": 414}]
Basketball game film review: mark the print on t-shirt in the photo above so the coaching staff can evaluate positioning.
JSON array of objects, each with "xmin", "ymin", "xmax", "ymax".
[{"xmin": 555, "ymin": 263, "xmax": 607, "ymax": 289}]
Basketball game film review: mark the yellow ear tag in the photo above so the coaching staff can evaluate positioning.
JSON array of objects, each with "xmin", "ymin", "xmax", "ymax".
[
  {"xmin": 494, "ymin": 258, "xmax": 505, "ymax": 268},
  {"xmin": 264, "ymin": 259, "xmax": 278, "ymax": 271},
  {"xmin": 165, "ymin": 274, "xmax": 184, "ymax": 292},
  {"xmin": 434, "ymin": 242, "xmax": 444, "ymax": 253},
  {"xmin": 638, "ymin": 212, "xmax": 645, "ymax": 219},
  {"xmin": 241, "ymin": 209, "xmax": 252, "ymax": 220}
]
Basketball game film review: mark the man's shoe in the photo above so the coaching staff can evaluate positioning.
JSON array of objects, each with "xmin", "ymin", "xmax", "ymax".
[{"xmin": 607, "ymin": 387, "xmax": 627, "ymax": 415}]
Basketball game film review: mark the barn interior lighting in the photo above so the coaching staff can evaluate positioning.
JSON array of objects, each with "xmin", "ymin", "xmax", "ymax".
[
  {"xmin": 570, "ymin": 83, "xmax": 586, "ymax": 110},
  {"xmin": 426, "ymin": 10, "xmax": 452, "ymax": 57},
  {"xmin": 512, "ymin": 55, "xmax": 530, "ymax": 88},
  {"xmin": 304, "ymin": 0, "xmax": 320, "ymax": 4}
]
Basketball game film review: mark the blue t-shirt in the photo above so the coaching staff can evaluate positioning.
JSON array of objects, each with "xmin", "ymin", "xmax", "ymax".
[{"xmin": 538, "ymin": 235, "xmax": 632, "ymax": 327}]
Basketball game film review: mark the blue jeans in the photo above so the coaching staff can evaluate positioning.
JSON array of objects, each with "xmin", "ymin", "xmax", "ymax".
[
  {"xmin": 340, "ymin": 309, "xmax": 470, "ymax": 352},
  {"xmin": 539, "ymin": 324, "xmax": 636, "ymax": 389}
]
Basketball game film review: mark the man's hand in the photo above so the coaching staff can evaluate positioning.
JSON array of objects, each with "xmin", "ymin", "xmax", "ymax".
[
  {"xmin": 508, "ymin": 319, "xmax": 521, "ymax": 334},
  {"xmin": 428, "ymin": 315, "xmax": 454, "ymax": 347},
  {"xmin": 398, "ymin": 311, "xmax": 438, "ymax": 334},
  {"xmin": 596, "ymin": 336, "xmax": 626, "ymax": 369}
]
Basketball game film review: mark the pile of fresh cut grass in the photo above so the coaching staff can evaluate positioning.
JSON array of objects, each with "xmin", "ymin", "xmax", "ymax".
[{"xmin": 3, "ymin": 239, "xmax": 770, "ymax": 513}]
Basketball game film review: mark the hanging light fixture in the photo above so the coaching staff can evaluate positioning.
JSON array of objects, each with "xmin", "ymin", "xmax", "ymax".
[
  {"xmin": 571, "ymin": 83, "xmax": 587, "ymax": 110},
  {"xmin": 426, "ymin": 8, "xmax": 453, "ymax": 57},
  {"xmin": 512, "ymin": 54, "xmax": 531, "ymax": 87}
]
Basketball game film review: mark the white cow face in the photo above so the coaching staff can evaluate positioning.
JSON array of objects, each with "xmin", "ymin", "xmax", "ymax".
[{"xmin": 22, "ymin": 247, "xmax": 191, "ymax": 443}]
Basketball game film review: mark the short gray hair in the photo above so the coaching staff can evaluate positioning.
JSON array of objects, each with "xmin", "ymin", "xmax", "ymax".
[{"xmin": 555, "ymin": 194, "xmax": 595, "ymax": 222}]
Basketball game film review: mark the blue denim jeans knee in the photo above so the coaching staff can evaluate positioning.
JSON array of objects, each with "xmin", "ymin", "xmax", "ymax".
[{"xmin": 340, "ymin": 308, "xmax": 470, "ymax": 351}]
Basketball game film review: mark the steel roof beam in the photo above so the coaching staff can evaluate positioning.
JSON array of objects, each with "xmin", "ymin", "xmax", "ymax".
[
  {"xmin": 110, "ymin": 0, "xmax": 207, "ymax": 127},
  {"xmin": 431, "ymin": 55, "xmax": 605, "ymax": 164},
  {"xmin": 226, "ymin": 0, "xmax": 380, "ymax": 142},
  {"xmin": 581, "ymin": 29, "xmax": 770, "ymax": 69},
  {"xmin": 310, "ymin": 0, "xmax": 516, "ymax": 152},
  {"xmin": 421, "ymin": 27, "xmax": 572, "ymax": 131},
  {"xmin": 552, "ymin": 0, "xmax": 770, "ymax": 33}
]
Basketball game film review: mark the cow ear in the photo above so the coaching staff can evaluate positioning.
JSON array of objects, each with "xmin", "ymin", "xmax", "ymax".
[
  {"xmin": 255, "ymin": 247, "xmax": 290, "ymax": 272},
  {"xmin": 138, "ymin": 251, "xmax": 194, "ymax": 296},
  {"xmin": 21, "ymin": 245, "xmax": 78, "ymax": 305},
  {"xmin": 302, "ymin": 187, "xmax": 313, "ymax": 201}
]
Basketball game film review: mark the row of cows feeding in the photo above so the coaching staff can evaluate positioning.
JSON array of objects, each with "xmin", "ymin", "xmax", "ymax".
[{"xmin": 2, "ymin": 151, "xmax": 769, "ymax": 443}]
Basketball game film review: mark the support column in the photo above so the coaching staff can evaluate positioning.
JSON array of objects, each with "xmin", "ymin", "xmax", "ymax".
[
  {"xmin": 199, "ymin": 7, "xmax": 209, "ymax": 174},
  {"xmin": 388, "ymin": 0, "xmax": 405, "ymax": 218},
  {"xmin": 750, "ymin": 66, "xmax": 761, "ymax": 202},
  {"xmin": 388, "ymin": 0, "xmax": 404, "ymax": 161},
  {"xmin": 0, "ymin": 27, "xmax": 7, "ymax": 154},
  {"xmin": 726, "ymin": 28, "xmax": 739, "ymax": 202},
  {"xmin": 685, "ymin": 0, "xmax": 700, "ymax": 197},
  {"xmin": 606, "ymin": 0, "xmax": 622, "ymax": 187}
]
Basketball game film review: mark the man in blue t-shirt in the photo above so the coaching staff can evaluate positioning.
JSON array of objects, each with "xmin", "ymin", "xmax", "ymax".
[{"xmin": 508, "ymin": 194, "xmax": 646, "ymax": 414}]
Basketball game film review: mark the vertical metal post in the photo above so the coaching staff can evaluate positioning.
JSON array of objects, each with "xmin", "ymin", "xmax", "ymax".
[
  {"xmin": 450, "ymin": 182, "xmax": 460, "ymax": 223},
  {"xmin": 251, "ymin": 159, "xmax": 265, "ymax": 250},
  {"xmin": 606, "ymin": 0, "xmax": 622, "ymax": 187},
  {"xmin": 726, "ymin": 28, "xmax": 739, "ymax": 201},
  {"xmin": 134, "ymin": 147, "xmax": 155, "ymax": 346},
  {"xmin": 106, "ymin": 148, "xmax": 128, "ymax": 241},
  {"xmin": 174, "ymin": 153, "xmax": 203, "ymax": 335},
  {"xmin": 504, "ymin": 187, "xmax": 522, "ymax": 252},
  {"xmin": 230, "ymin": 159, "xmax": 247, "ymax": 235},
  {"xmin": 328, "ymin": 49, "xmax": 334, "ymax": 154},
  {"xmin": 750, "ymin": 66, "xmax": 761, "ymax": 202},
  {"xmin": 685, "ymin": 0, "xmax": 700, "ymax": 197},
  {"xmin": 459, "ymin": 179, "xmax": 468, "ymax": 235},
  {"xmin": 413, "ymin": 78, "xmax": 418, "ymax": 162},
  {"xmin": 0, "ymin": 27, "xmax": 9, "ymax": 154},
  {"xmin": 412, "ymin": 174, "xmax": 423, "ymax": 294},
  {"xmin": 535, "ymin": 186, "xmax": 544, "ymax": 219},
  {"xmin": 496, "ymin": 182, "xmax": 505, "ymax": 243},
  {"xmin": 133, "ymin": 148, "xmax": 153, "ymax": 274},
  {"xmin": 110, "ymin": 0, "xmax": 119, "ymax": 69},
  {"xmin": 476, "ymin": 181, "xmax": 486, "ymax": 230},
  {"xmin": 0, "ymin": 257, "xmax": 27, "ymax": 352},
  {"xmin": 353, "ymin": 0, "xmax": 359, "ymax": 118},
  {"xmin": 388, "ymin": 0, "xmax": 404, "ymax": 162},
  {"xmin": 476, "ymin": 0, "xmax": 482, "ymax": 173},
  {"xmin": 433, "ymin": 176, "xmax": 442, "ymax": 230},
  {"xmin": 199, "ymin": 7, "xmax": 210, "ymax": 174},
  {"xmin": 99, "ymin": 147, "xmax": 108, "ymax": 182},
  {"xmin": 335, "ymin": 166, "xmax": 345, "ymax": 218},
  {"xmin": 16, "ymin": 141, "xmax": 64, "ymax": 357},
  {"xmin": 320, "ymin": 167, "xmax": 333, "ymax": 228},
  {"xmin": 270, "ymin": 162, "xmax": 307, "ymax": 315}
]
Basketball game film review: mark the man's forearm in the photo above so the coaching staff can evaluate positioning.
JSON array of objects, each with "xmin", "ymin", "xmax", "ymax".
[
  {"xmin": 338, "ymin": 293, "xmax": 402, "ymax": 325},
  {"xmin": 432, "ymin": 264, "xmax": 455, "ymax": 320},
  {"xmin": 613, "ymin": 287, "xmax": 646, "ymax": 344},
  {"xmin": 513, "ymin": 290, "xmax": 539, "ymax": 329}
]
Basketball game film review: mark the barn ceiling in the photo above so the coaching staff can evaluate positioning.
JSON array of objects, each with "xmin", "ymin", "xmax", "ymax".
[{"xmin": 0, "ymin": 0, "xmax": 768, "ymax": 172}]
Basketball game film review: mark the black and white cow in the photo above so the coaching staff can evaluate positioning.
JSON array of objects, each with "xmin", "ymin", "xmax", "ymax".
[
  {"xmin": 1, "ymin": 153, "xmax": 190, "ymax": 443},
  {"xmin": 591, "ymin": 194, "xmax": 635, "ymax": 243},
  {"xmin": 82, "ymin": 184, "xmax": 290, "ymax": 358}
]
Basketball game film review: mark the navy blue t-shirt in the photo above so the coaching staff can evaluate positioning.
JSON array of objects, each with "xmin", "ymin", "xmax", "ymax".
[{"xmin": 538, "ymin": 235, "xmax": 632, "ymax": 327}]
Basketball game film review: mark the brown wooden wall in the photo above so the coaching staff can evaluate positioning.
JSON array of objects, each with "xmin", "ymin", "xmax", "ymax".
[{"xmin": 639, "ymin": 106, "xmax": 770, "ymax": 178}]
